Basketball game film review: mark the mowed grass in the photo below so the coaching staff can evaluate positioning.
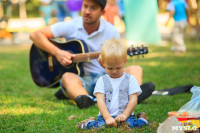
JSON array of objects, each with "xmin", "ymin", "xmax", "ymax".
[{"xmin": 0, "ymin": 40, "xmax": 199, "ymax": 133}]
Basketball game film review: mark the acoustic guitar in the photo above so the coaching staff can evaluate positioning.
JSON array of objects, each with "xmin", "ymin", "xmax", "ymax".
[{"xmin": 29, "ymin": 39, "xmax": 148, "ymax": 88}]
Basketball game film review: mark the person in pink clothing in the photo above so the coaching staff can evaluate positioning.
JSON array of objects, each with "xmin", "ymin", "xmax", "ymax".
[{"xmin": 103, "ymin": 0, "xmax": 119, "ymax": 24}]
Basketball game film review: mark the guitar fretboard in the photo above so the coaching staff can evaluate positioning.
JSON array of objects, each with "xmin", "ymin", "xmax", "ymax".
[{"xmin": 72, "ymin": 52, "xmax": 100, "ymax": 63}]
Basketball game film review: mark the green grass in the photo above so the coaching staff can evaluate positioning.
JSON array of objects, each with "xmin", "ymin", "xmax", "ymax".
[{"xmin": 0, "ymin": 40, "xmax": 200, "ymax": 133}]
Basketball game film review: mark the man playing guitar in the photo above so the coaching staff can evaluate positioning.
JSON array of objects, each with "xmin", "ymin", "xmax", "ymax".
[{"xmin": 30, "ymin": 0, "xmax": 155, "ymax": 109}]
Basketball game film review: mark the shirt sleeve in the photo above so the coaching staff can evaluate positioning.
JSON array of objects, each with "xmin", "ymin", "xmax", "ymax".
[
  {"xmin": 129, "ymin": 75, "xmax": 142, "ymax": 96},
  {"xmin": 50, "ymin": 21, "xmax": 74, "ymax": 38},
  {"xmin": 93, "ymin": 77, "xmax": 105, "ymax": 96}
]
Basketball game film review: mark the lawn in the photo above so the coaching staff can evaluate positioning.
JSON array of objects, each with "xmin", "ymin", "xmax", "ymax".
[{"xmin": 0, "ymin": 39, "xmax": 199, "ymax": 133}]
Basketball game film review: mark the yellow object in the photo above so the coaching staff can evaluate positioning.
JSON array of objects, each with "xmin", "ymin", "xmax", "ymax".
[
  {"xmin": 6, "ymin": 18, "xmax": 46, "ymax": 33},
  {"xmin": 114, "ymin": 15, "xmax": 126, "ymax": 34},
  {"xmin": 180, "ymin": 120, "xmax": 200, "ymax": 129},
  {"xmin": 166, "ymin": 18, "xmax": 175, "ymax": 29}
]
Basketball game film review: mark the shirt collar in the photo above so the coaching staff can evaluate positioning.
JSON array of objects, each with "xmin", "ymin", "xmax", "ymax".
[{"xmin": 77, "ymin": 18, "xmax": 84, "ymax": 30}]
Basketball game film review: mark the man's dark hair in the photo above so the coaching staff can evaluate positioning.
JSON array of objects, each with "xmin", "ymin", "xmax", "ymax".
[{"xmin": 94, "ymin": 0, "xmax": 107, "ymax": 10}]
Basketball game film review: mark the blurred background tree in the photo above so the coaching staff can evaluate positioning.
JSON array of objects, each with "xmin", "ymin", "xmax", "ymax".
[{"xmin": 1, "ymin": 0, "xmax": 40, "ymax": 18}]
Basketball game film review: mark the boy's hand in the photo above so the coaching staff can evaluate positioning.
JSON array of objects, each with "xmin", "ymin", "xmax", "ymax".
[
  {"xmin": 115, "ymin": 114, "xmax": 127, "ymax": 123},
  {"xmin": 105, "ymin": 117, "xmax": 117, "ymax": 127}
]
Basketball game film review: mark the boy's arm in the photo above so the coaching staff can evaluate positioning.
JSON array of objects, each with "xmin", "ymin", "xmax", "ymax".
[
  {"xmin": 115, "ymin": 93, "xmax": 138, "ymax": 122},
  {"xmin": 96, "ymin": 93, "xmax": 117, "ymax": 127}
]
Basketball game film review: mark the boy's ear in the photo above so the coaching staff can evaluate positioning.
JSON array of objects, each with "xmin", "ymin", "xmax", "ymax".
[{"xmin": 102, "ymin": 63, "xmax": 105, "ymax": 68}]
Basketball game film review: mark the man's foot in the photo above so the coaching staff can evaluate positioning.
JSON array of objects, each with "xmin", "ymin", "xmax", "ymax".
[
  {"xmin": 138, "ymin": 82, "xmax": 155, "ymax": 104},
  {"xmin": 137, "ymin": 112, "xmax": 149, "ymax": 122},
  {"xmin": 75, "ymin": 117, "xmax": 96, "ymax": 129},
  {"xmin": 75, "ymin": 95, "xmax": 96, "ymax": 109},
  {"xmin": 54, "ymin": 88, "xmax": 69, "ymax": 100}
]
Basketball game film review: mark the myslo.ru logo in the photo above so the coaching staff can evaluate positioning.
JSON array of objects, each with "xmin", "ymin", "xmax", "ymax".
[{"xmin": 172, "ymin": 126, "xmax": 197, "ymax": 131}]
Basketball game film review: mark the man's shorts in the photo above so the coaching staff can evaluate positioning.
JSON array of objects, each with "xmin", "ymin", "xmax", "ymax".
[{"xmin": 60, "ymin": 73, "xmax": 105, "ymax": 97}]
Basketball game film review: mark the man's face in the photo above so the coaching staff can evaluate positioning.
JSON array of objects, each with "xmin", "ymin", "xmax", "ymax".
[{"xmin": 81, "ymin": 0, "xmax": 104, "ymax": 24}]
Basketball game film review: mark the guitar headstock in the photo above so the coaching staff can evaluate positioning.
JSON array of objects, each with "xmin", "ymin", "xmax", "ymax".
[{"xmin": 127, "ymin": 45, "xmax": 148, "ymax": 57}]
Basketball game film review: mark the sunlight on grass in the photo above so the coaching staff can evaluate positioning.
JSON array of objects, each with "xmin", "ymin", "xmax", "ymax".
[
  {"xmin": 142, "ymin": 61, "xmax": 182, "ymax": 67},
  {"xmin": 146, "ymin": 52, "xmax": 169, "ymax": 58},
  {"xmin": 0, "ymin": 108, "xmax": 47, "ymax": 115},
  {"xmin": 142, "ymin": 61, "xmax": 160, "ymax": 67},
  {"xmin": 0, "ymin": 45, "xmax": 31, "ymax": 53},
  {"xmin": 0, "ymin": 96, "xmax": 67, "ymax": 115}
]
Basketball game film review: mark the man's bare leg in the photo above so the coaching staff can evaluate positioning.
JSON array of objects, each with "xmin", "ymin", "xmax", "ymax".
[
  {"xmin": 125, "ymin": 65, "xmax": 143, "ymax": 85},
  {"xmin": 62, "ymin": 72, "xmax": 88, "ymax": 100},
  {"xmin": 125, "ymin": 65, "xmax": 155, "ymax": 103},
  {"xmin": 60, "ymin": 72, "xmax": 96, "ymax": 109}
]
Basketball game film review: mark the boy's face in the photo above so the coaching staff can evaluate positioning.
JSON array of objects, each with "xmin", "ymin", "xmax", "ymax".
[{"xmin": 103, "ymin": 57, "xmax": 127, "ymax": 78}]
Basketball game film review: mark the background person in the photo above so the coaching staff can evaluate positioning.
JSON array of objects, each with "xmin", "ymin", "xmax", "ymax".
[
  {"xmin": 39, "ymin": 0, "xmax": 56, "ymax": 25},
  {"xmin": 165, "ymin": 0, "xmax": 191, "ymax": 54},
  {"xmin": 103, "ymin": 0, "xmax": 119, "ymax": 24},
  {"xmin": 54, "ymin": 0, "xmax": 71, "ymax": 22}
]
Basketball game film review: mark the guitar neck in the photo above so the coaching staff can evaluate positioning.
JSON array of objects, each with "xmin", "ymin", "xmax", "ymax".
[{"xmin": 72, "ymin": 52, "xmax": 100, "ymax": 63}]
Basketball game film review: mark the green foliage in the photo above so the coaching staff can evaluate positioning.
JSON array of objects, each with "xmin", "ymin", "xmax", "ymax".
[
  {"xmin": 26, "ymin": 0, "xmax": 40, "ymax": 17},
  {"xmin": 0, "ymin": 40, "xmax": 199, "ymax": 132},
  {"xmin": 1, "ymin": 0, "xmax": 40, "ymax": 18}
]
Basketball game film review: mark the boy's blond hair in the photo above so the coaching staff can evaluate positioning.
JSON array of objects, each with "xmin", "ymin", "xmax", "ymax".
[{"xmin": 101, "ymin": 38, "xmax": 127, "ymax": 62}]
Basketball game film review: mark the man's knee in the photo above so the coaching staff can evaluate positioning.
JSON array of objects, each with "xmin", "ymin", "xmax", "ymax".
[
  {"xmin": 134, "ymin": 65, "xmax": 143, "ymax": 73},
  {"xmin": 125, "ymin": 65, "xmax": 143, "ymax": 74},
  {"xmin": 125, "ymin": 65, "xmax": 143, "ymax": 85},
  {"xmin": 62, "ymin": 72, "xmax": 80, "ymax": 85}
]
